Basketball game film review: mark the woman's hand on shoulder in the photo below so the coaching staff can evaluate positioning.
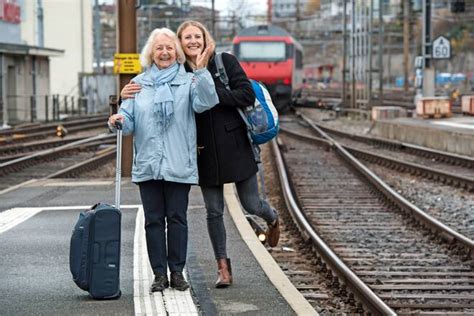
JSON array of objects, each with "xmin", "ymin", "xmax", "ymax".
[{"xmin": 121, "ymin": 81, "xmax": 142, "ymax": 99}]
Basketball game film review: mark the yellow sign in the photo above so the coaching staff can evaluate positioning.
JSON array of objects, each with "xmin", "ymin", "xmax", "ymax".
[{"xmin": 114, "ymin": 53, "xmax": 141, "ymax": 74}]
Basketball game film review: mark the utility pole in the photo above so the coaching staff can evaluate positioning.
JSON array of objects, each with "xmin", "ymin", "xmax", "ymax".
[
  {"xmin": 403, "ymin": 0, "xmax": 410, "ymax": 93},
  {"xmin": 378, "ymin": 0, "xmax": 383, "ymax": 106},
  {"xmin": 342, "ymin": 0, "xmax": 347, "ymax": 108},
  {"xmin": 94, "ymin": 0, "xmax": 101, "ymax": 73},
  {"xmin": 350, "ymin": 0, "xmax": 356, "ymax": 109},
  {"xmin": 117, "ymin": 0, "xmax": 137, "ymax": 177},
  {"xmin": 36, "ymin": 0, "xmax": 44, "ymax": 47},
  {"xmin": 211, "ymin": 0, "xmax": 216, "ymax": 36},
  {"xmin": 422, "ymin": 0, "xmax": 435, "ymax": 97},
  {"xmin": 267, "ymin": 0, "xmax": 272, "ymax": 24}
]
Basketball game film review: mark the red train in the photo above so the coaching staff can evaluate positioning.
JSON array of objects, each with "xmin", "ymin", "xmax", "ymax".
[{"xmin": 232, "ymin": 25, "xmax": 304, "ymax": 111}]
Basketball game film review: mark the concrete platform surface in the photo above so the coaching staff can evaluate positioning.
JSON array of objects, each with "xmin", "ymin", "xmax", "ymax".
[{"xmin": 0, "ymin": 178, "xmax": 315, "ymax": 315}]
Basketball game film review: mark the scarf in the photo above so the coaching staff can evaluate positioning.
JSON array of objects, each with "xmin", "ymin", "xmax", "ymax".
[{"xmin": 149, "ymin": 62, "xmax": 179, "ymax": 130}]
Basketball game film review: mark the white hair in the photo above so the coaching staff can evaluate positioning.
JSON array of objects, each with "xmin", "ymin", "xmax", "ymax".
[{"xmin": 140, "ymin": 28, "xmax": 185, "ymax": 68}]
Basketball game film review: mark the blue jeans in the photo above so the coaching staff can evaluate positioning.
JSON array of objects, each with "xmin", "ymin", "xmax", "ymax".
[
  {"xmin": 138, "ymin": 180, "xmax": 191, "ymax": 276},
  {"xmin": 200, "ymin": 173, "xmax": 277, "ymax": 260}
]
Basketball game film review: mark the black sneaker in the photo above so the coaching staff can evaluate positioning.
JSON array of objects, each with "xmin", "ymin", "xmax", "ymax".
[
  {"xmin": 170, "ymin": 271, "xmax": 189, "ymax": 291},
  {"xmin": 150, "ymin": 273, "xmax": 169, "ymax": 293}
]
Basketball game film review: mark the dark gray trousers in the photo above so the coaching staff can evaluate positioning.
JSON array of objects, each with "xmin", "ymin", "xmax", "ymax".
[
  {"xmin": 200, "ymin": 173, "xmax": 277, "ymax": 260},
  {"xmin": 138, "ymin": 179, "xmax": 191, "ymax": 276}
]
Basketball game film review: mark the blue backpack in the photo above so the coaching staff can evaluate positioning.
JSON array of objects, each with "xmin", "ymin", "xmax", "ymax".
[{"xmin": 215, "ymin": 53, "xmax": 279, "ymax": 146}]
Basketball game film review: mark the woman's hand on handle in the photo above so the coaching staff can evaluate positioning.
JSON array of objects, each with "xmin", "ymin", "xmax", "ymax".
[
  {"xmin": 108, "ymin": 114, "xmax": 124, "ymax": 128},
  {"xmin": 121, "ymin": 81, "xmax": 142, "ymax": 99}
]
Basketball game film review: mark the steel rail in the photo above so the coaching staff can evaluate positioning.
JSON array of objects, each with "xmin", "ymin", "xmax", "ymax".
[
  {"xmin": 314, "ymin": 121, "xmax": 474, "ymax": 167},
  {"xmin": 0, "ymin": 133, "xmax": 114, "ymax": 175},
  {"xmin": 0, "ymin": 114, "xmax": 107, "ymax": 136},
  {"xmin": 346, "ymin": 146, "xmax": 474, "ymax": 190},
  {"xmin": 280, "ymin": 126, "xmax": 474, "ymax": 190},
  {"xmin": 296, "ymin": 112, "xmax": 474, "ymax": 254},
  {"xmin": 0, "ymin": 135, "xmax": 90, "ymax": 155},
  {"xmin": 270, "ymin": 139, "xmax": 397, "ymax": 315},
  {"xmin": 47, "ymin": 146, "xmax": 116, "ymax": 178},
  {"xmin": 0, "ymin": 121, "xmax": 108, "ymax": 145}
]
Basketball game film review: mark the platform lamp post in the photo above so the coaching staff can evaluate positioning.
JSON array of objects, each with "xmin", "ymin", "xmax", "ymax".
[{"xmin": 116, "ymin": 0, "xmax": 139, "ymax": 177}]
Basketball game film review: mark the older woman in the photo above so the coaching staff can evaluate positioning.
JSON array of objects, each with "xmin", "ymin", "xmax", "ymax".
[{"xmin": 108, "ymin": 28, "xmax": 218, "ymax": 292}]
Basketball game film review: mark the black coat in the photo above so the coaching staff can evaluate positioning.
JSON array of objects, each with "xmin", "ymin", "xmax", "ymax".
[{"xmin": 193, "ymin": 52, "xmax": 258, "ymax": 186}]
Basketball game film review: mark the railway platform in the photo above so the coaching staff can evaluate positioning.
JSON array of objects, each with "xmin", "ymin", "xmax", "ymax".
[
  {"xmin": 370, "ymin": 116, "xmax": 474, "ymax": 156},
  {"xmin": 298, "ymin": 107, "xmax": 474, "ymax": 156},
  {"xmin": 0, "ymin": 178, "xmax": 315, "ymax": 315}
]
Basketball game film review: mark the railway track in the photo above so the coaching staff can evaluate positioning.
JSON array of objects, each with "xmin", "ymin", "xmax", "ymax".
[
  {"xmin": 284, "ymin": 112, "xmax": 473, "ymax": 239},
  {"xmin": 0, "ymin": 133, "xmax": 116, "ymax": 192},
  {"xmin": 291, "ymin": 112, "xmax": 474, "ymax": 192},
  {"xmin": 269, "ymin": 118, "xmax": 474, "ymax": 314},
  {"xmin": 0, "ymin": 115, "xmax": 108, "ymax": 145},
  {"xmin": 0, "ymin": 135, "xmax": 101, "ymax": 163},
  {"xmin": 283, "ymin": 113, "xmax": 474, "ymax": 191}
]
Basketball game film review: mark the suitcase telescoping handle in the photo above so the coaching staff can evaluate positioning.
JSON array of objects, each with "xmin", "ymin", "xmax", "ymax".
[{"xmin": 114, "ymin": 121, "xmax": 123, "ymax": 210}]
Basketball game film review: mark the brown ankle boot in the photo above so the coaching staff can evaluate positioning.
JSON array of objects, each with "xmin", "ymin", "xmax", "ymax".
[{"xmin": 215, "ymin": 258, "xmax": 232, "ymax": 288}]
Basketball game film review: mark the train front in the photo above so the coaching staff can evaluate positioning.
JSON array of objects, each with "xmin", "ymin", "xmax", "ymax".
[{"xmin": 232, "ymin": 25, "xmax": 303, "ymax": 112}]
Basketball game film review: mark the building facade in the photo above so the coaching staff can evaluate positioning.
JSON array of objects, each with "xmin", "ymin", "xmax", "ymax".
[
  {"xmin": 21, "ymin": 0, "xmax": 93, "ymax": 101},
  {"xmin": 0, "ymin": 0, "xmax": 63, "ymax": 125}
]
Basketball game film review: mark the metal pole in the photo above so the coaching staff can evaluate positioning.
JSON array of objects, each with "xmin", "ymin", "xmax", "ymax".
[
  {"xmin": 80, "ymin": 0, "xmax": 85, "ymax": 73},
  {"xmin": 31, "ymin": 56, "xmax": 37, "ymax": 122},
  {"xmin": 422, "ymin": 0, "xmax": 434, "ymax": 97},
  {"xmin": 403, "ymin": 0, "xmax": 410, "ymax": 93},
  {"xmin": 378, "ymin": 0, "xmax": 383, "ymax": 106},
  {"xmin": 211, "ymin": 0, "xmax": 216, "ymax": 36},
  {"xmin": 342, "ymin": 0, "xmax": 347, "ymax": 108},
  {"xmin": 267, "ymin": 0, "xmax": 272, "ymax": 24},
  {"xmin": 117, "ymin": 0, "xmax": 137, "ymax": 177},
  {"xmin": 368, "ymin": 0, "xmax": 373, "ymax": 108},
  {"xmin": 30, "ymin": 96, "xmax": 35, "ymax": 122},
  {"xmin": 351, "ymin": 0, "xmax": 356, "ymax": 109},
  {"xmin": 94, "ymin": 0, "xmax": 101, "ymax": 73},
  {"xmin": 0, "ymin": 53, "xmax": 8, "ymax": 128},
  {"xmin": 36, "ymin": 0, "xmax": 44, "ymax": 47},
  {"xmin": 45, "ymin": 95, "xmax": 49, "ymax": 122}
]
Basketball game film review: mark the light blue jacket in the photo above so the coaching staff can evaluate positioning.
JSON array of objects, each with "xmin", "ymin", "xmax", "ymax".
[{"xmin": 118, "ymin": 64, "xmax": 219, "ymax": 184}]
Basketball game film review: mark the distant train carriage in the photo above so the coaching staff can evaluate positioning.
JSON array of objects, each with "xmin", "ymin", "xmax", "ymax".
[{"xmin": 232, "ymin": 25, "xmax": 304, "ymax": 111}]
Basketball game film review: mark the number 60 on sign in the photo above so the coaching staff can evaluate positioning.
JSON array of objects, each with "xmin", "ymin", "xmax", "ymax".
[{"xmin": 432, "ymin": 36, "xmax": 451, "ymax": 60}]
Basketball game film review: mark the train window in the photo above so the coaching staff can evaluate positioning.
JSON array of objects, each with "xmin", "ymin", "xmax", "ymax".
[
  {"xmin": 237, "ymin": 42, "xmax": 286, "ymax": 62},
  {"xmin": 295, "ymin": 49, "xmax": 303, "ymax": 69}
]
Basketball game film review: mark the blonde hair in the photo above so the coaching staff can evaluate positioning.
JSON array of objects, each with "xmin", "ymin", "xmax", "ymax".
[
  {"xmin": 177, "ymin": 20, "xmax": 215, "ymax": 69},
  {"xmin": 140, "ymin": 28, "xmax": 186, "ymax": 68}
]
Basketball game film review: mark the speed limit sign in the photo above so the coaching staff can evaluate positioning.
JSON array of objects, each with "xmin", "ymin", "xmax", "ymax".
[{"xmin": 432, "ymin": 36, "xmax": 451, "ymax": 59}]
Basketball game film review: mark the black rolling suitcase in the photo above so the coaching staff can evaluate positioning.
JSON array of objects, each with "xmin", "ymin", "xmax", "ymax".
[{"xmin": 69, "ymin": 123, "xmax": 123, "ymax": 299}]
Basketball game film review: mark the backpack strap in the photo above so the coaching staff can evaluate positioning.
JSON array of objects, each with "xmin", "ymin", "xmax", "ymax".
[
  {"xmin": 214, "ymin": 52, "xmax": 261, "ymax": 163},
  {"xmin": 215, "ymin": 53, "xmax": 252, "ymax": 127},
  {"xmin": 215, "ymin": 52, "xmax": 230, "ymax": 91}
]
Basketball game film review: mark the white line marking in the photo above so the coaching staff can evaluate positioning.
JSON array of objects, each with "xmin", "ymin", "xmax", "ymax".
[
  {"xmin": 133, "ymin": 206, "xmax": 198, "ymax": 315},
  {"xmin": 0, "ymin": 208, "xmax": 44, "ymax": 234}
]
